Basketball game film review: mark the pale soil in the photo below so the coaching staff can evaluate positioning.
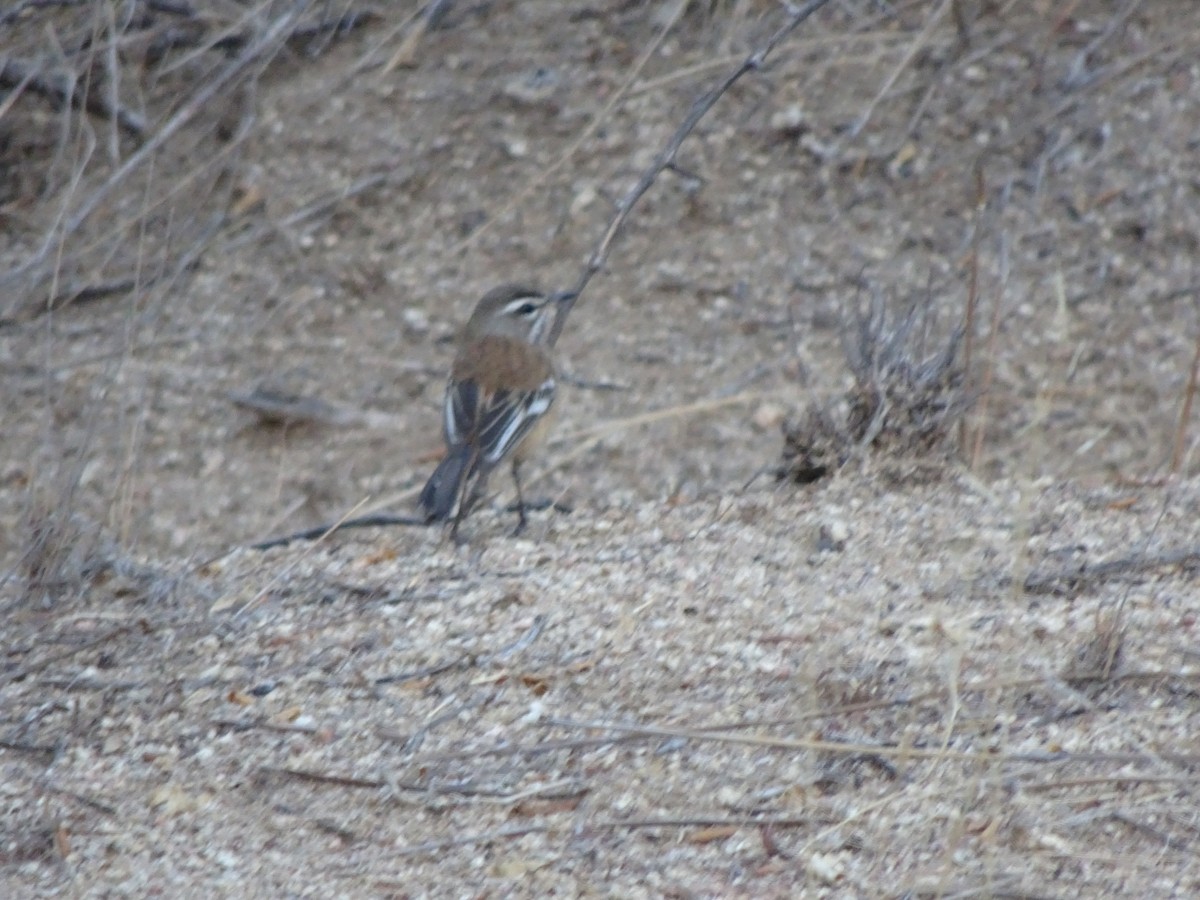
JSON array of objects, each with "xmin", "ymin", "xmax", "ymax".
[
  {"xmin": 3, "ymin": 479, "xmax": 1199, "ymax": 896},
  {"xmin": 2, "ymin": 1, "xmax": 1199, "ymax": 896}
]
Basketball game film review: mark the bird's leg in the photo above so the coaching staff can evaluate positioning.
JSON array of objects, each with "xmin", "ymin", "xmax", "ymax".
[
  {"xmin": 510, "ymin": 459, "xmax": 528, "ymax": 536},
  {"xmin": 450, "ymin": 476, "xmax": 476, "ymax": 543},
  {"xmin": 449, "ymin": 501, "xmax": 467, "ymax": 543},
  {"xmin": 451, "ymin": 469, "xmax": 492, "ymax": 543}
]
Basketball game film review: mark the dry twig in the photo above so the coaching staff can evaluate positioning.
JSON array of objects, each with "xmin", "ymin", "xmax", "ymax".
[
  {"xmin": 249, "ymin": 512, "xmax": 426, "ymax": 551},
  {"xmin": 552, "ymin": 0, "xmax": 834, "ymax": 342},
  {"xmin": 1023, "ymin": 546, "xmax": 1200, "ymax": 596},
  {"xmin": 1170, "ymin": 329, "xmax": 1200, "ymax": 475},
  {"xmin": 0, "ymin": 57, "xmax": 146, "ymax": 137},
  {"xmin": 0, "ymin": 0, "xmax": 313, "ymax": 309}
]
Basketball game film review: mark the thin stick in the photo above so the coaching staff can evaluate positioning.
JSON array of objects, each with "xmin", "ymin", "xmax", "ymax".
[
  {"xmin": 959, "ymin": 162, "xmax": 984, "ymax": 455},
  {"xmin": 487, "ymin": 613, "xmax": 547, "ymax": 662},
  {"xmin": 832, "ymin": 0, "xmax": 950, "ymax": 149},
  {"xmin": 2, "ymin": 626, "xmax": 132, "ymax": 686},
  {"xmin": 312, "ymin": 389, "xmax": 766, "ymax": 529},
  {"xmin": 249, "ymin": 511, "xmax": 424, "ymax": 552},
  {"xmin": 543, "ymin": 717, "xmax": 1200, "ymax": 767},
  {"xmin": 1169, "ymin": 329, "xmax": 1200, "ymax": 475},
  {"xmin": 551, "ymin": 0, "xmax": 835, "ymax": 344},
  {"xmin": 223, "ymin": 172, "xmax": 389, "ymax": 252},
  {"xmin": 264, "ymin": 766, "xmax": 383, "ymax": 789},
  {"xmin": 374, "ymin": 615, "xmax": 549, "ymax": 687},
  {"xmin": 45, "ymin": 785, "xmax": 119, "ymax": 817},
  {"xmin": 522, "ymin": 390, "xmax": 766, "ymax": 492},
  {"xmin": 592, "ymin": 815, "xmax": 815, "ymax": 830},
  {"xmin": 0, "ymin": 739, "xmax": 57, "ymax": 758},
  {"xmin": 0, "ymin": 57, "xmax": 147, "ymax": 137},
  {"xmin": 388, "ymin": 816, "xmax": 822, "ymax": 859},
  {"xmin": 380, "ymin": 1, "xmax": 451, "ymax": 73},
  {"xmin": 37, "ymin": 210, "xmax": 224, "ymax": 322},
  {"xmin": 226, "ymin": 494, "xmax": 370, "ymax": 614},
  {"xmin": 556, "ymin": 390, "xmax": 767, "ymax": 444},
  {"xmin": 392, "ymin": 825, "xmax": 548, "ymax": 858},
  {"xmin": 399, "ymin": 733, "xmax": 644, "ymax": 762},
  {"xmin": 970, "ymin": 225, "xmax": 1010, "ymax": 470},
  {"xmin": 1023, "ymin": 545, "xmax": 1200, "ymax": 596},
  {"xmin": 1024, "ymin": 775, "xmax": 1200, "ymax": 794},
  {"xmin": 453, "ymin": 0, "xmax": 689, "ymax": 259},
  {"xmin": 400, "ymin": 667, "xmax": 1200, "ymax": 767}
]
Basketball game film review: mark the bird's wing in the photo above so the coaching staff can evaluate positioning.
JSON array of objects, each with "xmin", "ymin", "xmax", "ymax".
[
  {"xmin": 444, "ymin": 378, "xmax": 478, "ymax": 447},
  {"xmin": 475, "ymin": 377, "xmax": 556, "ymax": 467}
]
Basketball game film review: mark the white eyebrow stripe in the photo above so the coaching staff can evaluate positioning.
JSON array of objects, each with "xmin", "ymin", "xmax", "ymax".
[{"xmin": 501, "ymin": 295, "xmax": 544, "ymax": 316}]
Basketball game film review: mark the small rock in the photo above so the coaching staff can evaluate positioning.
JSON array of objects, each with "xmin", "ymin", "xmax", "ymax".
[
  {"xmin": 752, "ymin": 402, "xmax": 786, "ymax": 431},
  {"xmin": 717, "ymin": 785, "xmax": 741, "ymax": 807},
  {"xmin": 519, "ymin": 699, "xmax": 545, "ymax": 724},
  {"xmin": 770, "ymin": 104, "xmax": 807, "ymax": 135},
  {"xmin": 570, "ymin": 183, "xmax": 597, "ymax": 217},
  {"xmin": 817, "ymin": 519, "xmax": 849, "ymax": 552},
  {"xmin": 503, "ymin": 67, "xmax": 559, "ymax": 105},
  {"xmin": 402, "ymin": 307, "xmax": 430, "ymax": 334},
  {"xmin": 807, "ymin": 851, "xmax": 844, "ymax": 884}
]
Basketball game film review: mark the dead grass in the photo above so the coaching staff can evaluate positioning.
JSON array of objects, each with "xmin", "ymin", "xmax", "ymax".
[{"xmin": 0, "ymin": 0, "xmax": 370, "ymax": 594}]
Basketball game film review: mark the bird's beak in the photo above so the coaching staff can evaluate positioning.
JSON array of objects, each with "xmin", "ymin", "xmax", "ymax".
[{"xmin": 550, "ymin": 290, "xmax": 578, "ymax": 305}]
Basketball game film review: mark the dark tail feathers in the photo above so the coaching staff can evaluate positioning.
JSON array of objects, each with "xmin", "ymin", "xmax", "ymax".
[{"xmin": 419, "ymin": 446, "xmax": 474, "ymax": 522}]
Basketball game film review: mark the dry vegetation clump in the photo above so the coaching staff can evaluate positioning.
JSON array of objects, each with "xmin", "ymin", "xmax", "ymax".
[
  {"xmin": 14, "ymin": 497, "xmax": 99, "ymax": 607},
  {"xmin": 0, "ymin": 0, "xmax": 372, "ymax": 321},
  {"xmin": 0, "ymin": 1, "xmax": 369, "ymax": 598},
  {"xmin": 780, "ymin": 287, "xmax": 968, "ymax": 484},
  {"xmin": 1061, "ymin": 609, "xmax": 1125, "ymax": 687}
]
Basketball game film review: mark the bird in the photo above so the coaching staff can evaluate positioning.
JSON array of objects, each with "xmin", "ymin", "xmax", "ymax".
[{"xmin": 419, "ymin": 284, "xmax": 573, "ymax": 537}]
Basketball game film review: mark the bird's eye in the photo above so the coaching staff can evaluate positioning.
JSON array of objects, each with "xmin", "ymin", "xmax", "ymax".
[{"xmin": 515, "ymin": 302, "xmax": 538, "ymax": 316}]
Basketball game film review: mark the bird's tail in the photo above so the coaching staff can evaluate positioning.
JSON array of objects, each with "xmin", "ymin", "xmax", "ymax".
[{"xmin": 419, "ymin": 446, "xmax": 475, "ymax": 522}]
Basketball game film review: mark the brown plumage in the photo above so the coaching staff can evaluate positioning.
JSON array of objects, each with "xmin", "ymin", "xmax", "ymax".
[{"xmin": 451, "ymin": 335, "xmax": 552, "ymax": 393}]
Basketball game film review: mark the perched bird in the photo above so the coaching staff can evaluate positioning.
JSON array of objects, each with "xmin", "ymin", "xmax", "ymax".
[{"xmin": 419, "ymin": 284, "xmax": 572, "ymax": 536}]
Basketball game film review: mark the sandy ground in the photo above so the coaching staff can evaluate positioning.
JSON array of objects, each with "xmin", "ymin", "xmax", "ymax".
[
  {"xmin": 2, "ymin": 1, "xmax": 1199, "ymax": 895},
  {"xmin": 3, "ymin": 478, "xmax": 1200, "ymax": 895}
]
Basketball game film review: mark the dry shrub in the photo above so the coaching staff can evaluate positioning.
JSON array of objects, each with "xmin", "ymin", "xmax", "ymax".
[
  {"xmin": 778, "ymin": 401, "xmax": 846, "ymax": 484},
  {"xmin": 9, "ymin": 490, "xmax": 105, "ymax": 610},
  {"xmin": 1061, "ymin": 610, "xmax": 1126, "ymax": 687},
  {"xmin": 0, "ymin": 1, "xmax": 369, "ymax": 594},
  {"xmin": 781, "ymin": 286, "xmax": 970, "ymax": 483}
]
